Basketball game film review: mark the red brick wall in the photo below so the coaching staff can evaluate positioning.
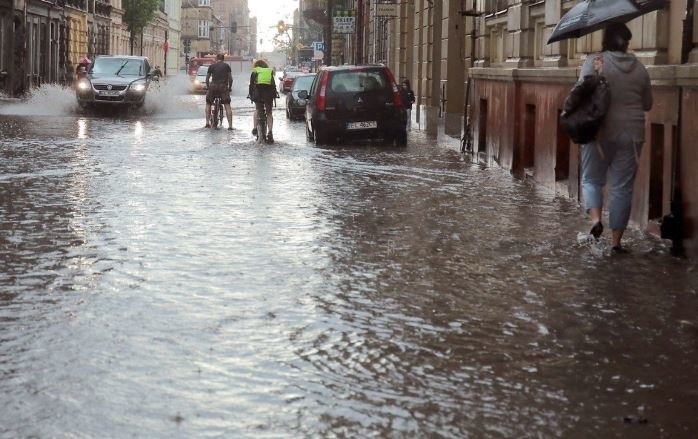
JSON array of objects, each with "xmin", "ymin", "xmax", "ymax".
[{"xmin": 472, "ymin": 79, "xmax": 517, "ymax": 170}]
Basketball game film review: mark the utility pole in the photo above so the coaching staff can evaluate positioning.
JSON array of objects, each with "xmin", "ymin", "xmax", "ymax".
[{"xmin": 325, "ymin": 0, "xmax": 333, "ymax": 65}]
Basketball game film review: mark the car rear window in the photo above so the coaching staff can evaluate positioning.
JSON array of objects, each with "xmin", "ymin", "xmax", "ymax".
[
  {"xmin": 197, "ymin": 66, "xmax": 208, "ymax": 75},
  {"xmin": 329, "ymin": 70, "xmax": 388, "ymax": 93},
  {"xmin": 292, "ymin": 76, "xmax": 314, "ymax": 91}
]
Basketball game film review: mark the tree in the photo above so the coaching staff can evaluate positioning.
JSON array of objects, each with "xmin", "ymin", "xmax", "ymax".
[
  {"xmin": 123, "ymin": 0, "xmax": 161, "ymax": 55},
  {"xmin": 272, "ymin": 33, "xmax": 292, "ymax": 59}
]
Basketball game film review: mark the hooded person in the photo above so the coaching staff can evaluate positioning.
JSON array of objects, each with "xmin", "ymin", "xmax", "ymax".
[{"xmin": 579, "ymin": 22, "xmax": 653, "ymax": 253}]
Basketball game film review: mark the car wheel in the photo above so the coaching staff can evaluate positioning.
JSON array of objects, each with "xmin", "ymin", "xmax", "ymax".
[
  {"xmin": 306, "ymin": 123, "xmax": 314, "ymax": 141},
  {"xmin": 396, "ymin": 129, "xmax": 407, "ymax": 146},
  {"xmin": 314, "ymin": 127, "xmax": 327, "ymax": 145}
]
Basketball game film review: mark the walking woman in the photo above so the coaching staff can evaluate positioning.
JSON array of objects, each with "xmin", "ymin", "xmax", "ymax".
[{"xmin": 580, "ymin": 23, "xmax": 652, "ymax": 252}]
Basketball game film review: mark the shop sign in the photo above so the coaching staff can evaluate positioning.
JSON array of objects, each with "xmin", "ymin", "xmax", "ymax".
[{"xmin": 375, "ymin": 3, "xmax": 398, "ymax": 17}]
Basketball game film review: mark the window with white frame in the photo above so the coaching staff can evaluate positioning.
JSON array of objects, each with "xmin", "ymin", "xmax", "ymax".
[
  {"xmin": 198, "ymin": 0, "xmax": 210, "ymax": 6},
  {"xmin": 198, "ymin": 20, "xmax": 210, "ymax": 38}
]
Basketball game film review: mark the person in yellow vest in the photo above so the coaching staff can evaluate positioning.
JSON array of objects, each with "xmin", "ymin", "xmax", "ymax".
[{"xmin": 248, "ymin": 59, "xmax": 277, "ymax": 142}]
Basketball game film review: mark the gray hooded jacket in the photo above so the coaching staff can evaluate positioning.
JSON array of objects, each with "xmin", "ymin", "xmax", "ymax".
[{"xmin": 579, "ymin": 51, "xmax": 652, "ymax": 142}]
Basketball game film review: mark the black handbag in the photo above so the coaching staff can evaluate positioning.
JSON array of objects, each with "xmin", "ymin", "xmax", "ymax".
[{"xmin": 560, "ymin": 73, "xmax": 611, "ymax": 144}]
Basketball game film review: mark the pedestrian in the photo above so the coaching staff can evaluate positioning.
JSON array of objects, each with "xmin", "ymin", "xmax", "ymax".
[
  {"xmin": 400, "ymin": 79, "xmax": 415, "ymax": 130},
  {"xmin": 580, "ymin": 22, "xmax": 652, "ymax": 253},
  {"xmin": 76, "ymin": 56, "xmax": 90, "ymax": 81}
]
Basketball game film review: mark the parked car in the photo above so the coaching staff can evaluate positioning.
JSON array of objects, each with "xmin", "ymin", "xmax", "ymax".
[
  {"xmin": 191, "ymin": 65, "xmax": 209, "ymax": 93},
  {"xmin": 300, "ymin": 65, "xmax": 407, "ymax": 145},
  {"xmin": 285, "ymin": 73, "xmax": 315, "ymax": 120},
  {"xmin": 75, "ymin": 55, "xmax": 153, "ymax": 109},
  {"xmin": 280, "ymin": 70, "xmax": 303, "ymax": 93}
]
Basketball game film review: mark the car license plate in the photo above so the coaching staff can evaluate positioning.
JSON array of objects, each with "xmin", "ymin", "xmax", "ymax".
[
  {"xmin": 347, "ymin": 121, "xmax": 377, "ymax": 130},
  {"xmin": 100, "ymin": 90, "xmax": 120, "ymax": 96}
]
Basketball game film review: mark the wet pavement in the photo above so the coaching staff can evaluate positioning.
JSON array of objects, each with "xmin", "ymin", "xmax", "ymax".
[{"xmin": 1, "ymin": 76, "xmax": 698, "ymax": 437}]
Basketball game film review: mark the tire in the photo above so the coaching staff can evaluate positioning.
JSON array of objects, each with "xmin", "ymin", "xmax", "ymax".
[
  {"xmin": 257, "ymin": 117, "xmax": 267, "ymax": 144},
  {"xmin": 212, "ymin": 105, "xmax": 219, "ymax": 128},
  {"xmin": 314, "ymin": 127, "xmax": 328, "ymax": 145},
  {"xmin": 396, "ymin": 129, "xmax": 407, "ymax": 146},
  {"xmin": 305, "ymin": 123, "xmax": 314, "ymax": 142}
]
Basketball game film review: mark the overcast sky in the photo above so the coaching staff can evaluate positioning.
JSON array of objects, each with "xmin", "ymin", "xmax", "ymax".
[{"xmin": 249, "ymin": 0, "xmax": 298, "ymax": 53}]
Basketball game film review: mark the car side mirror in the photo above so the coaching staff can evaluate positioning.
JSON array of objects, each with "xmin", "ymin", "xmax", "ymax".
[{"xmin": 298, "ymin": 90, "xmax": 308, "ymax": 99}]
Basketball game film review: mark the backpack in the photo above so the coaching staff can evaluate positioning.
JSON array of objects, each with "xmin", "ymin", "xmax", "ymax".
[{"xmin": 560, "ymin": 74, "xmax": 611, "ymax": 144}]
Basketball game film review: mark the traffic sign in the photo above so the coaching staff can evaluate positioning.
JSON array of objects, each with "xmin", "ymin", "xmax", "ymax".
[{"xmin": 312, "ymin": 41, "xmax": 325, "ymax": 52}]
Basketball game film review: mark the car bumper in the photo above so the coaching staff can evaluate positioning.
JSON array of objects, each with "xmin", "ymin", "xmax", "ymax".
[
  {"xmin": 288, "ymin": 103, "xmax": 306, "ymax": 116},
  {"xmin": 76, "ymin": 89, "xmax": 146, "ymax": 105},
  {"xmin": 191, "ymin": 83, "xmax": 208, "ymax": 93},
  {"xmin": 311, "ymin": 111, "xmax": 406, "ymax": 137}
]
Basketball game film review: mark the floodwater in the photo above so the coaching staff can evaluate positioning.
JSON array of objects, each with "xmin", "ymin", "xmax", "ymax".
[{"xmin": 1, "ymin": 77, "xmax": 697, "ymax": 438}]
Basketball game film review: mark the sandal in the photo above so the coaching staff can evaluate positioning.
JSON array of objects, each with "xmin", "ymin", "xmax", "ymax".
[{"xmin": 590, "ymin": 222, "xmax": 603, "ymax": 239}]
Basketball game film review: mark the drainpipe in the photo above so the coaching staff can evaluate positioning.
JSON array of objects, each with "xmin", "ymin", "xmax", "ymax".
[
  {"xmin": 460, "ymin": 9, "xmax": 481, "ymax": 153},
  {"xmin": 356, "ymin": 0, "xmax": 363, "ymax": 63}
]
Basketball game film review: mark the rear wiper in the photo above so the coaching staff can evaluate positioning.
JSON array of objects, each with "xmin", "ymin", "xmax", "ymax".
[{"xmin": 114, "ymin": 60, "xmax": 129, "ymax": 76}]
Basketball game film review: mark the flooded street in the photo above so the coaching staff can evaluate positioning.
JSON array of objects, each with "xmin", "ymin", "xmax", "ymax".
[{"xmin": 1, "ymin": 78, "xmax": 697, "ymax": 437}]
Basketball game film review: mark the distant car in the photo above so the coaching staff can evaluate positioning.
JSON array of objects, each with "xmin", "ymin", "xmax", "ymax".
[
  {"xmin": 285, "ymin": 73, "xmax": 315, "ymax": 120},
  {"xmin": 191, "ymin": 65, "xmax": 209, "ymax": 93},
  {"xmin": 280, "ymin": 71, "xmax": 303, "ymax": 93},
  {"xmin": 75, "ymin": 55, "xmax": 153, "ymax": 109},
  {"xmin": 301, "ymin": 65, "xmax": 407, "ymax": 145}
]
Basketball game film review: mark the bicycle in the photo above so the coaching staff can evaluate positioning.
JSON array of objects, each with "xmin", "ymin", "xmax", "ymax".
[
  {"xmin": 210, "ymin": 97, "xmax": 224, "ymax": 129},
  {"xmin": 255, "ymin": 103, "xmax": 267, "ymax": 144}
]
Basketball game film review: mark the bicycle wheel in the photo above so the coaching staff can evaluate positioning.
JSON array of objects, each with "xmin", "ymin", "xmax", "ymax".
[
  {"xmin": 257, "ymin": 115, "xmax": 266, "ymax": 144},
  {"xmin": 211, "ymin": 99, "xmax": 220, "ymax": 128},
  {"xmin": 217, "ymin": 101, "xmax": 224, "ymax": 127}
]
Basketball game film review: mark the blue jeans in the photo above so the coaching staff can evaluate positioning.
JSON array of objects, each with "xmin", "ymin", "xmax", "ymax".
[{"xmin": 581, "ymin": 132, "xmax": 642, "ymax": 231}]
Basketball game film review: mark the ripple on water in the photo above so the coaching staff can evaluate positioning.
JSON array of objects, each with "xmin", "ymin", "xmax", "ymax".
[{"xmin": 1, "ymin": 100, "xmax": 698, "ymax": 437}]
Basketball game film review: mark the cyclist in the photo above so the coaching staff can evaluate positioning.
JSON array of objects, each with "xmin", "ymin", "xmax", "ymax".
[
  {"xmin": 205, "ymin": 53, "xmax": 233, "ymax": 130},
  {"xmin": 249, "ymin": 59, "xmax": 276, "ymax": 142},
  {"xmin": 152, "ymin": 65, "xmax": 163, "ymax": 80}
]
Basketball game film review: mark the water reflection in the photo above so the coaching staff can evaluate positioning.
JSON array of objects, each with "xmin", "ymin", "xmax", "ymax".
[
  {"xmin": 77, "ymin": 119, "xmax": 88, "ymax": 139},
  {"xmin": 134, "ymin": 121, "xmax": 144, "ymax": 142},
  {"xmin": 0, "ymin": 93, "xmax": 697, "ymax": 437}
]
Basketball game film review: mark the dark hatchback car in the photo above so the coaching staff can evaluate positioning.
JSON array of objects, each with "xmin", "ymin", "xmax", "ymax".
[
  {"xmin": 285, "ymin": 73, "xmax": 315, "ymax": 120},
  {"xmin": 299, "ymin": 65, "xmax": 407, "ymax": 145},
  {"xmin": 75, "ymin": 55, "xmax": 153, "ymax": 109}
]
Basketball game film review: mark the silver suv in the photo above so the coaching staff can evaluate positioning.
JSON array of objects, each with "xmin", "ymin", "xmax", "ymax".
[{"xmin": 76, "ymin": 55, "xmax": 154, "ymax": 109}]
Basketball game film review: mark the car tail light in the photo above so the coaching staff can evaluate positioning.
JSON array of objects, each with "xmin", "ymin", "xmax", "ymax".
[
  {"xmin": 385, "ymin": 69, "xmax": 402, "ymax": 107},
  {"xmin": 317, "ymin": 71, "xmax": 329, "ymax": 111}
]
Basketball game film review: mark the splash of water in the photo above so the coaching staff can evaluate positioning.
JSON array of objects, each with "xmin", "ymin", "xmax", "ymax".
[
  {"xmin": 142, "ymin": 74, "xmax": 201, "ymax": 118},
  {"xmin": 0, "ymin": 84, "xmax": 80, "ymax": 116},
  {"xmin": 0, "ymin": 76, "xmax": 202, "ymax": 119}
]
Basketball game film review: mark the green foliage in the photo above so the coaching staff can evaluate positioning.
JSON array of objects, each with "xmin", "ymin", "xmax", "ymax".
[{"xmin": 123, "ymin": 0, "xmax": 161, "ymax": 35}]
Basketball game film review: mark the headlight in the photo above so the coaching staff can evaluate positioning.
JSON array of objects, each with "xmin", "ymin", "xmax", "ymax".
[
  {"xmin": 194, "ymin": 79, "xmax": 200, "ymax": 85},
  {"xmin": 131, "ymin": 81, "xmax": 146, "ymax": 92},
  {"xmin": 77, "ymin": 80, "xmax": 91, "ymax": 91}
]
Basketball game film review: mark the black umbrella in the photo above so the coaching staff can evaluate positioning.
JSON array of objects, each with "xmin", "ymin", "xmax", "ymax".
[{"xmin": 547, "ymin": 0, "xmax": 668, "ymax": 44}]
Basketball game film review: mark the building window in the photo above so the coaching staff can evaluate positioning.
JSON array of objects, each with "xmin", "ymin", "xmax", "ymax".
[
  {"xmin": 198, "ymin": 0, "xmax": 210, "ymax": 6},
  {"xmin": 198, "ymin": 20, "xmax": 210, "ymax": 38}
]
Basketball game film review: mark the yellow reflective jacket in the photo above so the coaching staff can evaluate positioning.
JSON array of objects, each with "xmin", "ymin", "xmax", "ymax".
[{"xmin": 253, "ymin": 66, "xmax": 273, "ymax": 85}]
